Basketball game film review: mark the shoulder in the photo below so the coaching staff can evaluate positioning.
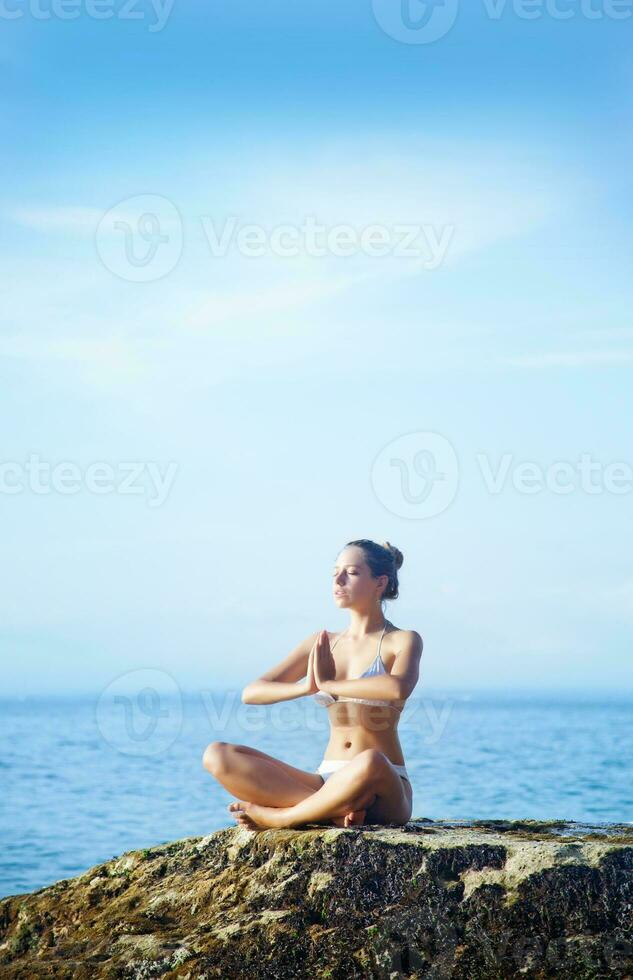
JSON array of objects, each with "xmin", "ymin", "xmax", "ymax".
[{"xmin": 390, "ymin": 627, "xmax": 423, "ymax": 657}]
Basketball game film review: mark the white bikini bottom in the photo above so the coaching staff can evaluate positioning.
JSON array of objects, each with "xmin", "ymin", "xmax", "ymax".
[{"xmin": 316, "ymin": 758, "xmax": 410, "ymax": 784}]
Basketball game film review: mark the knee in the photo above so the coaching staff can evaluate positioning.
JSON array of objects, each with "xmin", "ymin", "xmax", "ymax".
[
  {"xmin": 354, "ymin": 748, "xmax": 388, "ymax": 778},
  {"xmin": 202, "ymin": 740, "xmax": 232, "ymax": 774}
]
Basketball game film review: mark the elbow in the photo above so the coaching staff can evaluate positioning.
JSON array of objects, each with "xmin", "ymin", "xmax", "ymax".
[
  {"xmin": 394, "ymin": 678, "xmax": 412, "ymax": 701},
  {"xmin": 242, "ymin": 679, "xmax": 265, "ymax": 704}
]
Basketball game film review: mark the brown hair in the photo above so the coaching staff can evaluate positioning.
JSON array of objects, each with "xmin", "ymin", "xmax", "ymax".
[{"xmin": 343, "ymin": 539, "xmax": 404, "ymax": 601}]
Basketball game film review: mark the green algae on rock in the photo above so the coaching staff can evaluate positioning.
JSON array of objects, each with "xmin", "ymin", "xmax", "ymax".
[{"xmin": 0, "ymin": 819, "xmax": 632, "ymax": 979}]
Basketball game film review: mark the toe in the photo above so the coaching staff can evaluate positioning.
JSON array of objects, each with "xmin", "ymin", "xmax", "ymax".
[{"xmin": 346, "ymin": 809, "xmax": 366, "ymax": 827}]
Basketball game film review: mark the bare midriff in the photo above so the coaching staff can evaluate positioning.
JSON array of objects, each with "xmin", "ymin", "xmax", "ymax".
[{"xmin": 321, "ymin": 700, "xmax": 408, "ymax": 768}]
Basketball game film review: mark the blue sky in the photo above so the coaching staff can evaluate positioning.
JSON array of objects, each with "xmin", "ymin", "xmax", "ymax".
[{"xmin": 1, "ymin": 0, "xmax": 632, "ymax": 695}]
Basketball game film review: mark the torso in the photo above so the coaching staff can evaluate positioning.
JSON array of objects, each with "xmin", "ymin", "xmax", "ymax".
[{"xmin": 321, "ymin": 621, "xmax": 410, "ymax": 775}]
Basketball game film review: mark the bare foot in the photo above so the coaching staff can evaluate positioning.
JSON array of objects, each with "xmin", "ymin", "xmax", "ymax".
[
  {"xmin": 228, "ymin": 801, "xmax": 258, "ymax": 831},
  {"xmin": 331, "ymin": 808, "xmax": 367, "ymax": 828},
  {"xmin": 227, "ymin": 800, "xmax": 287, "ymax": 831}
]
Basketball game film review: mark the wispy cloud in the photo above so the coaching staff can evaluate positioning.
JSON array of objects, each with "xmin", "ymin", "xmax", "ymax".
[
  {"xmin": 0, "ymin": 336, "xmax": 132, "ymax": 361},
  {"xmin": 576, "ymin": 327, "xmax": 633, "ymax": 341},
  {"xmin": 0, "ymin": 335, "xmax": 151, "ymax": 390},
  {"xmin": 580, "ymin": 579, "xmax": 633, "ymax": 621},
  {"xmin": 182, "ymin": 275, "xmax": 362, "ymax": 333},
  {"xmin": 0, "ymin": 138, "xmax": 604, "ymax": 386},
  {"xmin": 498, "ymin": 350, "xmax": 633, "ymax": 368},
  {"xmin": 10, "ymin": 206, "xmax": 104, "ymax": 233}
]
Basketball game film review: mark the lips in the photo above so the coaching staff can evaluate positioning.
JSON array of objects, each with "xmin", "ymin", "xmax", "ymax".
[{"xmin": 334, "ymin": 592, "xmax": 347, "ymax": 597}]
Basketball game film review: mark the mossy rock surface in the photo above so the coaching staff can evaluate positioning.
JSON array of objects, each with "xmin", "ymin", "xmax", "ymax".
[{"xmin": 1, "ymin": 818, "xmax": 632, "ymax": 978}]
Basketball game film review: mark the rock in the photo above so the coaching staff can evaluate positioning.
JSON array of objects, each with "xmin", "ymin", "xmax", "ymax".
[{"xmin": 0, "ymin": 818, "xmax": 632, "ymax": 978}]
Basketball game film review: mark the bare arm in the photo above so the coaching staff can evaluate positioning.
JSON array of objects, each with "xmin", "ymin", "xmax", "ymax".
[
  {"xmin": 241, "ymin": 631, "xmax": 320, "ymax": 705},
  {"xmin": 320, "ymin": 630, "xmax": 423, "ymax": 701}
]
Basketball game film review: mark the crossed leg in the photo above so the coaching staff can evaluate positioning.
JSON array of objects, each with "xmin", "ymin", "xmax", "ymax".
[
  {"xmin": 205, "ymin": 745, "xmax": 412, "ymax": 831},
  {"xmin": 202, "ymin": 742, "xmax": 368, "ymax": 828}
]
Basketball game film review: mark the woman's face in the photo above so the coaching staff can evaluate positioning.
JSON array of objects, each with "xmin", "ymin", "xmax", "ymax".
[{"xmin": 332, "ymin": 546, "xmax": 387, "ymax": 609}]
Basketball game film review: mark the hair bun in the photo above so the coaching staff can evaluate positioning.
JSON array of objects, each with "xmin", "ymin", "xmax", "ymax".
[{"xmin": 381, "ymin": 540, "xmax": 403, "ymax": 570}]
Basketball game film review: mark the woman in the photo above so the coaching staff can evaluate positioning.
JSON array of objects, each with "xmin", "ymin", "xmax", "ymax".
[{"xmin": 202, "ymin": 539, "xmax": 423, "ymax": 831}]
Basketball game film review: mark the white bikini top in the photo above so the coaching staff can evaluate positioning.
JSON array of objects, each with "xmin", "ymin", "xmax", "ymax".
[{"xmin": 312, "ymin": 621, "xmax": 394, "ymax": 708}]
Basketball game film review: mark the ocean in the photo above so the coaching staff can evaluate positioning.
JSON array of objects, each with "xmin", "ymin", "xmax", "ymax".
[{"xmin": 1, "ymin": 689, "xmax": 631, "ymax": 899}]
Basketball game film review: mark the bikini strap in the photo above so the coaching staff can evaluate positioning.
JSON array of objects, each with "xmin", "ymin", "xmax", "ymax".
[
  {"xmin": 332, "ymin": 620, "xmax": 391, "ymax": 660},
  {"xmin": 330, "ymin": 629, "xmax": 347, "ymax": 651},
  {"xmin": 377, "ymin": 620, "xmax": 391, "ymax": 660}
]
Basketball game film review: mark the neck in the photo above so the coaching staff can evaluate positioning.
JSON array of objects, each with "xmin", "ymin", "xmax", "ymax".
[{"xmin": 345, "ymin": 608, "xmax": 388, "ymax": 639}]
